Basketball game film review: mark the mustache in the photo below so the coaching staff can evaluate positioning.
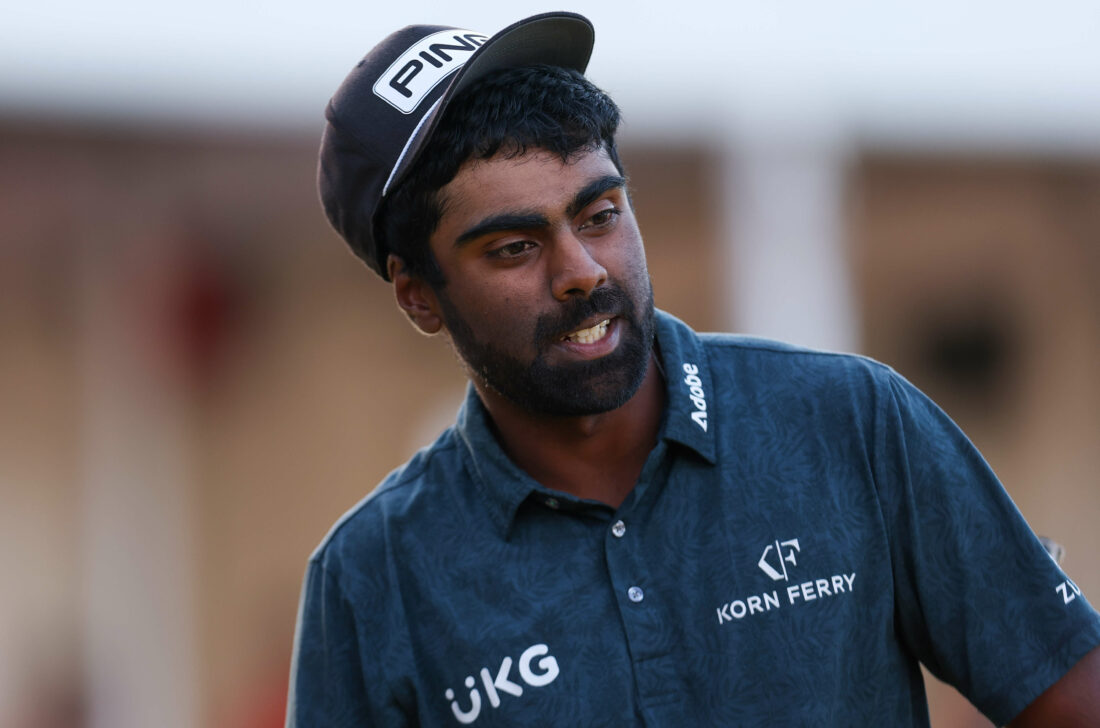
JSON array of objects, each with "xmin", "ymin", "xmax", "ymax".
[{"xmin": 533, "ymin": 285, "xmax": 634, "ymax": 345}]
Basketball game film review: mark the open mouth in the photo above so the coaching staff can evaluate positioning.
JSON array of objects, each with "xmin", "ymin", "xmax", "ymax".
[{"xmin": 561, "ymin": 318, "xmax": 611, "ymax": 345}]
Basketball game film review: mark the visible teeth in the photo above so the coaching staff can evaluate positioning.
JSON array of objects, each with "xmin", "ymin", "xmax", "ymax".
[{"xmin": 563, "ymin": 319, "xmax": 610, "ymax": 344}]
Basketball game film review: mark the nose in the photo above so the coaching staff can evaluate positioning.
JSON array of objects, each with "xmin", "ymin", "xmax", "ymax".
[{"xmin": 549, "ymin": 233, "xmax": 608, "ymax": 301}]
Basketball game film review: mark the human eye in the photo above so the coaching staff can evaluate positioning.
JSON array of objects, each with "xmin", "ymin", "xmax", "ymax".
[
  {"xmin": 485, "ymin": 239, "xmax": 537, "ymax": 259},
  {"xmin": 579, "ymin": 206, "xmax": 621, "ymax": 231}
]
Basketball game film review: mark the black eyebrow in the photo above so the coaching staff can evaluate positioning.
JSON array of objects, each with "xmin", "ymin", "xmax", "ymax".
[
  {"xmin": 567, "ymin": 175, "xmax": 627, "ymax": 218},
  {"xmin": 454, "ymin": 213, "xmax": 550, "ymax": 247}
]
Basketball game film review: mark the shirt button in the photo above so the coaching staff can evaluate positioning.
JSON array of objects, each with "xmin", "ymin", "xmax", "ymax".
[
  {"xmin": 628, "ymin": 586, "xmax": 644, "ymax": 603},
  {"xmin": 611, "ymin": 520, "xmax": 626, "ymax": 538},
  {"xmin": 544, "ymin": 497, "xmax": 560, "ymax": 510}
]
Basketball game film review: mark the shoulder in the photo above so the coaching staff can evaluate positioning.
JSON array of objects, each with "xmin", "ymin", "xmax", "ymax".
[
  {"xmin": 657, "ymin": 308, "xmax": 896, "ymax": 388},
  {"xmin": 308, "ymin": 427, "xmax": 466, "ymax": 576},
  {"xmin": 655, "ymin": 310, "xmax": 910, "ymax": 440},
  {"xmin": 702, "ymin": 330, "xmax": 884, "ymax": 369},
  {"xmin": 698, "ymin": 330, "xmax": 901, "ymax": 404}
]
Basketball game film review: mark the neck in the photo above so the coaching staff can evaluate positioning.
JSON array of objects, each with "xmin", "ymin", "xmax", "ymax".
[{"xmin": 475, "ymin": 352, "xmax": 666, "ymax": 508}]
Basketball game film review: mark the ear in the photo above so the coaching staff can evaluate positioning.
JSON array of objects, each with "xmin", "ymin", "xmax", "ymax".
[{"xmin": 389, "ymin": 254, "xmax": 443, "ymax": 335}]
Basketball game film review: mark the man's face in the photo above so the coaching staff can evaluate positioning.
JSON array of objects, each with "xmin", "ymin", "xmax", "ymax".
[{"xmin": 425, "ymin": 146, "xmax": 655, "ymax": 417}]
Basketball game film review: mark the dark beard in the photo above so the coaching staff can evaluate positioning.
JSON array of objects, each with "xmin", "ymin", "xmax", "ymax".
[{"xmin": 438, "ymin": 283, "xmax": 656, "ymax": 416}]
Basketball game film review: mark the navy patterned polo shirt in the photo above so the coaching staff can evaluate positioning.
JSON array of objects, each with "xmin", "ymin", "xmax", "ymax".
[{"xmin": 287, "ymin": 310, "xmax": 1100, "ymax": 726}]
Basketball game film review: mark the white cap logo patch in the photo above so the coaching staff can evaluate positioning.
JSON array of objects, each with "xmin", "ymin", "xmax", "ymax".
[{"xmin": 373, "ymin": 29, "xmax": 489, "ymax": 114}]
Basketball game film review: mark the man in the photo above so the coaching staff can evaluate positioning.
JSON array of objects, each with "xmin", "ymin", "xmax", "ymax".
[{"xmin": 288, "ymin": 12, "xmax": 1100, "ymax": 726}]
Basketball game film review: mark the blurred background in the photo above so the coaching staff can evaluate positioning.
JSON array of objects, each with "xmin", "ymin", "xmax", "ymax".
[{"xmin": 2, "ymin": 1, "xmax": 1098, "ymax": 726}]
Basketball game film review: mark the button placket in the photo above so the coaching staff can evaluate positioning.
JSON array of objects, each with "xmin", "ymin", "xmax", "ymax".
[
  {"xmin": 601, "ymin": 440, "xmax": 674, "ymax": 706},
  {"xmin": 607, "ymin": 516, "xmax": 647, "ymax": 608}
]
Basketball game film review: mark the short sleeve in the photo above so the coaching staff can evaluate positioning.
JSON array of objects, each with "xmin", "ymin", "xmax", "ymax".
[
  {"xmin": 873, "ymin": 369, "xmax": 1100, "ymax": 726},
  {"xmin": 286, "ymin": 556, "xmax": 409, "ymax": 727}
]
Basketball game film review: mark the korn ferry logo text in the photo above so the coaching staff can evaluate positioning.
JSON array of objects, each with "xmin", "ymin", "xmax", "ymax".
[
  {"xmin": 445, "ymin": 643, "xmax": 559, "ymax": 724},
  {"xmin": 716, "ymin": 538, "xmax": 857, "ymax": 625}
]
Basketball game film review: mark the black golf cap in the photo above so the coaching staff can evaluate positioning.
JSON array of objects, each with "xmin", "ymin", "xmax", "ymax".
[{"xmin": 318, "ymin": 12, "xmax": 596, "ymax": 280}]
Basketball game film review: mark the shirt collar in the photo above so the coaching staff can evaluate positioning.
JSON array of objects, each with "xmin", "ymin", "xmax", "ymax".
[
  {"xmin": 454, "ymin": 387, "xmax": 543, "ymax": 538},
  {"xmin": 652, "ymin": 309, "xmax": 718, "ymax": 465},
  {"xmin": 454, "ymin": 308, "xmax": 717, "ymax": 538}
]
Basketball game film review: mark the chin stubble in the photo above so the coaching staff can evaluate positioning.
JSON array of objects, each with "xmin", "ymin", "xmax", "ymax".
[{"xmin": 438, "ymin": 283, "xmax": 656, "ymax": 416}]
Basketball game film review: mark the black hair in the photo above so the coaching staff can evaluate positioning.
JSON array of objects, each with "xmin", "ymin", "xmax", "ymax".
[{"xmin": 378, "ymin": 64, "xmax": 623, "ymax": 287}]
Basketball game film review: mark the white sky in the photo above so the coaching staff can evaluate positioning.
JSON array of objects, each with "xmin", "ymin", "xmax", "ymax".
[{"xmin": 3, "ymin": 1, "xmax": 1100, "ymax": 146}]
